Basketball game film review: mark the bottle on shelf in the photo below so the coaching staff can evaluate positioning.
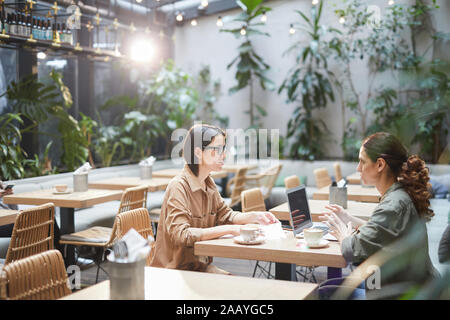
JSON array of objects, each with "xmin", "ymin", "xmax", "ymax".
[
  {"xmin": 37, "ymin": 17, "xmax": 43, "ymax": 40},
  {"xmin": 32, "ymin": 17, "xmax": 37, "ymax": 39},
  {"xmin": 46, "ymin": 19, "xmax": 51, "ymax": 41},
  {"xmin": 27, "ymin": 15, "xmax": 32, "ymax": 38},
  {"xmin": 4, "ymin": 13, "xmax": 10, "ymax": 34}
]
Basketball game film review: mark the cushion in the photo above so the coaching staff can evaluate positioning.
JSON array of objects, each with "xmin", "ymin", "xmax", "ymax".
[
  {"xmin": 429, "ymin": 178, "xmax": 448, "ymax": 199},
  {"xmin": 438, "ymin": 224, "xmax": 450, "ymax": 263}
]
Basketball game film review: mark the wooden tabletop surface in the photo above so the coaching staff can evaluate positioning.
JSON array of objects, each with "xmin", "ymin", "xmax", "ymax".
[
  {"xmin": 221, "ymin": 163, "xmax": 258, "ymax": 172},
  {"xmin": 313, "ymin": 185, "xmax": 380, "ymax": 203},
  {"xmin": 270, "ymin": 200, "xmax": 378, "ymax": 222},
  {"xmin": 0, "ymin": 209, "xmax": 18, "ymax": 226},
  {"xmin": 61, "ymin": 266, "xmax": 318, "ymax": 300},
  {"xmin": 152, "ymin": 168, "xmax": 228, "ymax": 179},
  {"xmin": 3, "ymin": 188, "xmax": 123, "ymax": 208},
  {"xmin": 88, "ymin": 177, "xmax": 171, "ymax": 192},
  {"xmin": 195, "ymin": 232, "xmax": 347, "ymax": 269}
]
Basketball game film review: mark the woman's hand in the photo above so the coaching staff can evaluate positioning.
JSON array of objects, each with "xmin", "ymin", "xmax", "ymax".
[
  {"xmin": 250, "ymin": 211, "xmax": 279, "ymax": 225},
  {"xmin": 319, "ymin": 204, "xmax": 351, "ymax": 225},
  {"xmin": 321, "ymin": 211, "xmax": 353, "ymax": 243}
]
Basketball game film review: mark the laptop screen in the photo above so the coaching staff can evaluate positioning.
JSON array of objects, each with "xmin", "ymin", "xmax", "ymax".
[{"xmin": 286, "ymin": 186, "xmax": 313, "ymax": 235}]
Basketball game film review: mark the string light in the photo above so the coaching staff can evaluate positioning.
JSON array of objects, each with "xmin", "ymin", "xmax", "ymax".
[
  {"xmin": 216, "ymin": 16, "xmax": 223, "ymax": 27},
  {"xmin": 312, "ymin": 0, "xmax": 319, "ymax": 5},
  {"xmin": 289, "ymin": 24, "xmax": 295, "ymax": 35},
  {"xmin": 136, "ymin": 0, "xmax": 142, "ymax": 3},
  {"xmin": 37, "ymin": 51, "xmax": 46, "ymax": 59},
  {"xmin": 261, "ymin": 11, "xmax": 267, "ymax": 23},
  {"xmin": 201, "ymin": 0, "xmax": 208, "ymax": 7},
  {"xmin": 240, "ymin": 25, "xmax": 247, "ymax": 36},
  {"xmin": 388, "ymin": 0, "xmax": 395, "ymax": 5},
  {"xmin": 191, "ymin": 19, "xmax": 198, "ymax": 26},
  {"xmin": 339, "ymin": 16, "xmax": 346, "ymax": 24},
  {"xmin": 176, "ymin": 12, "xmax": 183, "ymax": 22}
]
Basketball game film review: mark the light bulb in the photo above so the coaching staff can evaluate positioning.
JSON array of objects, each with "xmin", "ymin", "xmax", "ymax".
[
  {"xmin": 136, "ymin": 0, "xmax": 142, "ymax": 3},
  {"xmin": 312, "ymin": 0, "xmax": 319, "ymax": 5},
  {"xmin": 130, "ymin": 39, "xmax": 154, "ymax": 63},
  {"xmin": 191, "ymin": 19, "xmax": 197, "ymax": 26},
  {"xmin": 216, "ymin": 16, "xmax": 223, "ymax": 27},
  {"xmin": 388, "ymin": 0, "xmax": 395, "ymax": 5},
  {"xmin": 176, "ymin": 12, "xmax": 183, "ymax": 22},
  {"xmin": 37, "ymin": 51, "xmax": 47, "ymax": 59},
  {"xmin": 339, "ymin": 16, "xmax": 345, "ymax": 24},
  {"xmin": 289, "ymin": 24, "xmax": 295, "ymax": 35},
  {"xmin": 261, "ymin": 11, "xmax": 267, "ymax": 23},
  {"xmin": 240, "ymin": 26, "xmax": 246, "ymax": 36},
  {"xmin": 201, "ymin": 0, "xmax": 208, "ymax": 7}
]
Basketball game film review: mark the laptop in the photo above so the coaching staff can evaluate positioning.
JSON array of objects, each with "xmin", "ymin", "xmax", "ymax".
[{"xmin": 286, "ymin": 185, "xmax": 335, "ymax": 240}]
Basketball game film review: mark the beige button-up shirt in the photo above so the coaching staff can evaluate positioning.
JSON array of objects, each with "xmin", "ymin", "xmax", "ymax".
[{"xmin": 150, "ymin": 165, "xmax": 239, "ymax": 271}]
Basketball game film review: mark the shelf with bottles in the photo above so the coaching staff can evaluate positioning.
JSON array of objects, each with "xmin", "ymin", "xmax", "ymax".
[{"xmin": 0, "ymin": 1, "xmax": 122, "ymax": 60}]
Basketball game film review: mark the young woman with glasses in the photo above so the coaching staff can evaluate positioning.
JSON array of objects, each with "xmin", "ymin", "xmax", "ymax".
[{"xmin": 150, "ymin": 124, "xmax": 278, "ymax": 274}]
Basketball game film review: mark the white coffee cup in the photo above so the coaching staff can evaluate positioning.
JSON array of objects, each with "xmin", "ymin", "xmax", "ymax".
[
  {"xmin": 54, "ymin": 184, "xmax": 68, "ymax": 193},
  {"xmin": 240, "ymin": 224, "xmax": 260, "ymax": 242},
  {"xmin": 303, "ymin": 228, "xmax": 323, "ymax": 246}
]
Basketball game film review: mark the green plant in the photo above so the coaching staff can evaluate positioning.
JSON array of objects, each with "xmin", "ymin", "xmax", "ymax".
[
  {"xmin": 93, "ymin": 125, "xmax": 125, "ymax": 168},
  {"xmin": 279, "ymin": 0, "xmax": 338, "ymax": 160},
  {"xmin": 23, "ymin": 141, "xmax": 57, "ymax": 177},
  {"xmin": 0, "ymin": 113, "xmax": 25, "ymax": 180},
  {"xmin": 193, "ymin": 65, "xmax": 229, "ymax": 127},
  {"xmin": 221, "ymin": 0, "xmax": 274, "ymax": 129}
]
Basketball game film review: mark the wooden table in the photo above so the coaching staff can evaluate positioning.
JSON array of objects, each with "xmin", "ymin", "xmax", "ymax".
[
  {"xmin": 270, "ymin": 200, "xmax": 378, "ymax": 222},
  {"xmin": 195, "ymin": 232, "xmax": 347, "ymax": 282},
  {"xmin": 152, "ymin": 168, "xmax": 228, "ymax": 179},
  {"xmin": 3, "ymin": 188, "xmax": 123, "ymax": 265},
  {"xmin": 61, "ymin": 266, "xmax": 318, "ymax": 300},
  {"xmin": 221, "ymin": 163, "xmax": 258, "ymax": 173},
  {"xmin": 88, "ymin": 177, "xmax": 171, "ymax": 192},
  {"xmin": 313, "ymin": 185, "xmax": 380, "ymax": 203},
  {"xmin": 346, "ymin": 172, "xmax": 361, "ymax": 184},
  {"xmin": 0, "ymin": 209, "xmax": 18, "ymax": 226}
]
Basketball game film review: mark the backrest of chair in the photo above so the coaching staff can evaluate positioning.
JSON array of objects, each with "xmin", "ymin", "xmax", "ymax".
[
  {"xmin": 284, "ymin": 175, "xmax": 301, "ymax": 189},
  {"xmin": 260, "ymin": 164, "xmax": 283, "ymax": 199},
  {"xmin": 334, "ymin": 162, "xmax": 343, "ymax": 182},
  {"xmin": 3, "ymin": 250, "xmax": 71, "ymax": 300},
  {"xmin": 5, "ymin": 203, "xmax": 55, "ymax": 265},
  {"xmin": 314, "ymin": 168, "xmax": 332, "ymax": 188},
  {"xmin": 229, "ymin": 167, "xmax": 248, "ymax": 207},
  {"xmin": 241, "ymin": 188, "xmax": 266, "ymax": 213},
  {"xmin": 118, "ymin": 185, "xmax": 148, "ymax": 214},
  {"xmin": 115, "ymin": 208, "xmax": 155, "ymax": 266}
]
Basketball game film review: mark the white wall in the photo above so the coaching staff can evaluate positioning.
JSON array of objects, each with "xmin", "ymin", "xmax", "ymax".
[{"xmin": 173, "ymin": 0, "xmax": 449, "ymax": 158}]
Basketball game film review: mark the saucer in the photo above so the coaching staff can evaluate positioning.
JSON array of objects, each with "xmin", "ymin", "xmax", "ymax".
[
  {"xmin": 305, "ymin": 239, "xmax": 329, "ymax": 248},
  {"xmin": 233, "ymin": 235, "xmax": 265, "ymax": 245},
  {"xmin": 52, "ymin": 190, "xmax": 72, "ymax": 195}
]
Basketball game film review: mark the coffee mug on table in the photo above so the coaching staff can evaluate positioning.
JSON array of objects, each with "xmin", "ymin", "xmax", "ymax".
[
  {"xmin": 303, "ymin": 228, "xmax": 323, "ymax": 246},
  {"xmin": 240, "ymin": 224, "xmax": 260, "ymax": 242},
  {"xmin": 54, "ymin": 184, "xmax": 68, "ymax": 192}
]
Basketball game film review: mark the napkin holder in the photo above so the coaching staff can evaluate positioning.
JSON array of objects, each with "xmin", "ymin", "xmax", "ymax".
[
  {"xmin": 329, "ymin": 185, "xmax": 348, "ymax": 209},
  {"xmin": 73, "ymin": 173, "xmax": 88, "ymax": 192},
  {"xmin": 139, "ymin": 165, "xmax": 152, "ymax": 180},
  {"xmin": 107, "ymin": 254, "xmax": 146, "ymax": 300}
]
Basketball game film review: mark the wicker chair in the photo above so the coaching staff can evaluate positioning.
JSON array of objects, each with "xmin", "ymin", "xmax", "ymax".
[
  {"xmin": 242, "ymin": 164, "xmax": 283, "ymax": 200},
  {"xmin": 334, "ymin": 162, "xmax": 343, "ymax": 182},
  {"xmin": 241, "ymin": 188, "xmax": 274, "ymax": 279},
  {"xmin": 313, "ymin": 168, "xmax": 332, "ymax": 188},
  {"xmin": 115, "ymin": 208, "xmax": 155, "ymax": 265},
  {"xmin": 284, "ymin": 175, "xmax": 301, "ymax": 189},
  {"xmin": 2, "ymin": 250, "xmax": 71, "ymax": 300},
  {"xmin": 4, "ymin": 203, "xmax": 55, "ymax": 265},
  {"xmin": 224, "ymin": 167, "xmax": 249, "ymax": 207},
  {"xmin": 59, "ymin": 185, "xmax": 148, "ymax": 282}
]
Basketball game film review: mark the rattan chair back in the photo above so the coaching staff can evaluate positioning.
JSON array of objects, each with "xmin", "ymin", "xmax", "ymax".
[
  {"xmin": 5, "ymin": 203, "xmax": 55, "ymax": 265},
  {"xmin": 118, "ymin": 185, "xmax": 148, "ymax": 213},
  {"xmin": 2, "ymin": 250, "xmax": 71, "ymax": 300},
  {"xmin": 334, "ymin": 162, "xmax": 343, "ymax": 182},
  {"xmin": 241, "ymin": 188, "xmax": 266, "ymax": 213},
  {"xmin": 313, "ymin": 168, "xmax": 332, "ymax": 188},
  {"xmin": 227, "ymin": 167, "xmax": 248, "ymax": 207},
  {"xmin": 284, "ymin": 175, "xmax": 301, "ymax": 189}
]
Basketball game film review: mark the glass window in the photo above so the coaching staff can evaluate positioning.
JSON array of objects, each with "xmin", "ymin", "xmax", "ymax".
[{"xmin": 0, "ymin": 47, "xmax": 17, "ymax": 114}]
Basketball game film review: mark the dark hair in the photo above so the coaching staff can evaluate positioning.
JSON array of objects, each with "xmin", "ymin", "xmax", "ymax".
[
  {"xmin": 182, "ymin": 124, "xmax": 226, "ymax": 177},
  {"xmin": 363, "ymin": 132, "xmax": 434, "ymax": 221}
]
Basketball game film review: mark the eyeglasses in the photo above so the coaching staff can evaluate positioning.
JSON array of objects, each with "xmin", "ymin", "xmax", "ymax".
[{"xmin": 204, "ymin": 145, "xmax": 226, "ymax": 155}]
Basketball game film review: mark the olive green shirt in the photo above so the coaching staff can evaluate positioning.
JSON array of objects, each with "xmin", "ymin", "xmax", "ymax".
[{"xmin": 341, "ymin": 182, "xmax": 439, "ymax": 284}]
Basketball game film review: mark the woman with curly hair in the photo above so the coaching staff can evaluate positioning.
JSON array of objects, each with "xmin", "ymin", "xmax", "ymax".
[{"xmin": 320, "ymin": 132, "xmax": 439, "ymax": 288}]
